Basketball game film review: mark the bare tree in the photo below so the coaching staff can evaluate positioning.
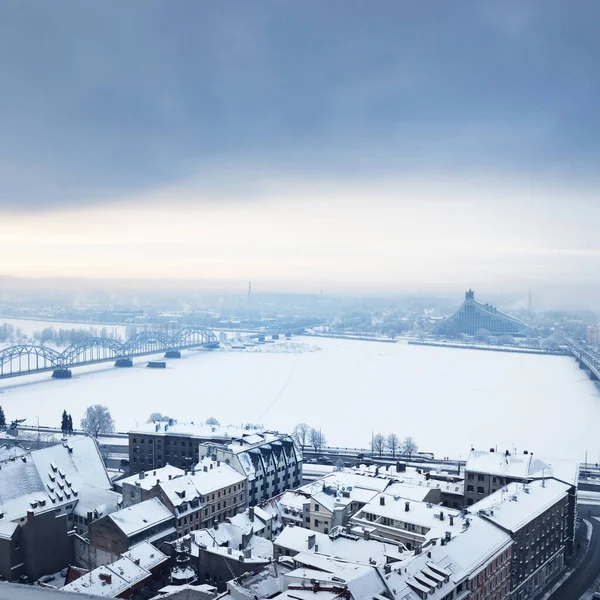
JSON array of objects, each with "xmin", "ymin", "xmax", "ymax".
[
  {"xmin": 402, "ymin": 436, "xmax": 418, "ymax": 459},
  {"xmin": 334, "ymin": 458, "xmax": 345, "ymax": 471},
  {"xmin": 387, "ymin": 433, "xmax": 400, "ymax": 458},
  {"xmin": 310, "ymin": 428, "xmax": 327, "ymax": 453},
  {"xmin": 81, "ymin": 405, "xmax": 115, "ymax": 438},
  {"xmin": 205, "ymin": 417, "xmax": 220, "ymax": 426},
  {"xmin": 372, "ymin": 433, "xmax": 386, "ymax": 457},
  {"xmin": 147, "ymin": 412, "xmax": 170, "ymax": 423},
  {"xmin": 292, "ymin": 423, "xmax": 311, "ymax": 451}
]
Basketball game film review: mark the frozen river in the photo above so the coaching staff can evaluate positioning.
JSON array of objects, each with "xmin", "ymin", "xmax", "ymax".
[{"xmin": 0, "ymin": 336, "xmax": 598, "ymax": 462}]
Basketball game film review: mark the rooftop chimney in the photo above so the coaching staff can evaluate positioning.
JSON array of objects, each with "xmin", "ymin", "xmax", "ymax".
[
  {"xmin": 27, "ymin": 510, "xmax": 34, "ymax": 523},
  {"xmin": 449, "ymin": 515, "xmax": 454, "ymax": 526},
  {"xmin": 405, "ymin": 501, "xmax": 410, "ymax": 512},
  {"xmin": 380, "ymin": 496, "xmax": 385, "ymax": 506},
  {"xmin": 445, "ymin": 531, "xmax": 451, "ymax": 542},
  {"xmin": 139, "ymin": 471, "xmax": 146, "ymax": 480},
  {"xmin": 99, "ymin": 573, "xmax": 111, "ymax": 584},
  {"xmin": 307, "ymin": 534, "xmax": 316, "ymax": 549},
  {"xmin": 249, "ymin": 507, "xmax": 255, "ymax": 522}
]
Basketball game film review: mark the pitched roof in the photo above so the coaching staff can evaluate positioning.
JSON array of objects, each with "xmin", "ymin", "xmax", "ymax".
[{"xmin": 108, "ymin": 498, "xmax": 173, "ymax": 537}]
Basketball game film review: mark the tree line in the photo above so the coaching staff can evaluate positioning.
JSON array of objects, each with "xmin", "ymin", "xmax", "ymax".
[
  {"xmin": 292, "ymin": 423, "xmax": 327, "ymax": 453},
  {"xmin": 371, "ymin": 432, "xmax": 418, "ymax": 458}
]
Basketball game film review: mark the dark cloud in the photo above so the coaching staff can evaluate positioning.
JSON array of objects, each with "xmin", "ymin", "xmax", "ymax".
[{"xmin": 1, "ymin": 0, "xmax": 599, "ymax": 209}]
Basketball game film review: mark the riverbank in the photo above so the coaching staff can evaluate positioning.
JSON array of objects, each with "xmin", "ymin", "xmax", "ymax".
[{"xmin": 408, "ymin": 339, "xmax": 567, "ymax": 356}]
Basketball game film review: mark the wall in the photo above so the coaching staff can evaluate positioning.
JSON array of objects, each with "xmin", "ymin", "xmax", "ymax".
[{"xmin": 21, "ymin": 510, "xmax": 74, "ymax": 581}]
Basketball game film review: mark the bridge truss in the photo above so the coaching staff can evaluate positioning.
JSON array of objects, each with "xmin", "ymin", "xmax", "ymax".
[{"xmin": 0, "ymin": 327, "xmax": 219, "ymax": 379}]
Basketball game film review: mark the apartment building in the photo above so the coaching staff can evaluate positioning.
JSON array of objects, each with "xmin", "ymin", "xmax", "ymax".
[
  {"xmin": 469, "ymin": 479, "xmax": 571, "ymax": 600},
  {"xmin": 197, "ymin": 433, "xmax": 302, "ymax": 505},
  {"xmin": 128, "ymin": 421, "xmax": 266, "ymax": 472},
  {"xmin": 156, "ymin": 457, "xmax": 246, "ymax": 536},
  {"xmin": 464, "ymin": 448, "xmax": 578, "ymax": 554},
  {"xmin": 350, "ymin": 494, "xmax": 463, "ymax": 550},
  {"xmin": 382, "ymin": 516, "xmax": 512, "ymax": 600}
]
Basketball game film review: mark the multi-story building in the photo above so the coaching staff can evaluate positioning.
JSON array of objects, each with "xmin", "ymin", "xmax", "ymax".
[
  {"xmin": 119, "ymin": 458, "xmax": 246, "ymax": 536},
  {"xmin": 155, "ymin": 457, "xmax": 247, "ymax": 536},
  {"xmin": 116, "ymin": 465, "xmax": 186, "ymax": 507},
  {"xmin": 0, "ymin": 437, "xmax": 121, "ymax": 581},
  {"xmin": 436, "ymin": 289, "xmax": 530, "ymax": 336},
  {"xmin": 177, "ymin": 522, "xmax": 274, "ymax": 592},
  {"xmin": 382, "ymin": 515, "xmax": 512, "ymax": 600},
  {"xmin": 469, "ymin": 479, "xmax": 571, "ymax": 600},
  {"xmin": 89, "ymin": 498, "xmax": 176, "ymax": 565},
  {"xmin": 464, "ymin": 449, "xmax": 579, "ymax": 555},
  {"xmin": 350, "ymin": 494, "xmax": 463, "ymax": 550},
  {"xmin": 198, "ymin": 433, "xmax": 302, "ymax": 506},
  {"xmin": 128, "ymin": 421, "xmax": 266, "ymax": 472}
]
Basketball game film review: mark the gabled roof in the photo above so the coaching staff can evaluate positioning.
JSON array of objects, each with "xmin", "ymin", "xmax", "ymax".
[{"xmin": 108, "ymin": 498, "xmax": 173, "ymax": 537}]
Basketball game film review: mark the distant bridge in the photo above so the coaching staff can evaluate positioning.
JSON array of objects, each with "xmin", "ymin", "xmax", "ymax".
[
  {"xmin": 562, "ymin": 335, "xmax": 600, "ymax": 382},
  {"xmin": 0, "ymin": 327, "xmax": 219, "ymax": 379}
]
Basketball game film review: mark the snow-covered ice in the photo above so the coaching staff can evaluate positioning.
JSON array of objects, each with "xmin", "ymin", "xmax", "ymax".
[{"xmin": 0, "ymin": 337, "xmax": 598, "ymax": 462}]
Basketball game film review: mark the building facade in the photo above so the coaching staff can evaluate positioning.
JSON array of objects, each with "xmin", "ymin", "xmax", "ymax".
[
  {"xmin": 469, "ymin": 479, "xmax": 570, "ymax": 600},
  {"xmin": 436, "ymin": 289, "xmax": 530, "ymax": 336},
  {"xmin": 197, "ymin": 434, "xmax": 302, "ymax": 506}
]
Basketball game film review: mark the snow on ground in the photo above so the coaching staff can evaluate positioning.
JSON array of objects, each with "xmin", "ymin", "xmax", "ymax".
[{"xmin": 0, "ymin": 337, "xmax": 599, "ymax": 462}]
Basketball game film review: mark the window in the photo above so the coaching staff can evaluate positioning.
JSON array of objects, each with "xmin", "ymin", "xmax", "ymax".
[
  {"xmin": 467, "ymin": 474, "xmax": 474, "ymax": 480},
  {"xmin": 314, "ymin": 504, "xmax": 319, "ymax": 512},
  {"xmin": 467, "ymin": 485, "xmax": 474, "ymax": 492},
  {"xmin": 314, "ymin": 519, "xmax": 320, "ymax": 527},
  {"xmin": 477, "ymin": 474, "xmax": 484, "ymax": 482},
  {"xmin": 477, "ymin": 487, "xmax": 484, "ymax": 494}
]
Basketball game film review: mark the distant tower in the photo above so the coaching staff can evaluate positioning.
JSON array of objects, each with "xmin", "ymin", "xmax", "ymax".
[{"xmin": 248, "ymin": 281, "xmax": 252, "ymax": 302}]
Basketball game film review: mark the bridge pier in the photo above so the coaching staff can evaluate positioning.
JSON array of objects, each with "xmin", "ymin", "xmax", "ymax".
[
  {"xmin": 115, "ymin": 358, "xmax": 133, "ymax": 368},
  {"xmin": 164, "ymin": 350, "xmax": 181, "ymax": 358},
  {"xmin": 52, "ymin": 369, "xmax": 72, "ymax": 379}
]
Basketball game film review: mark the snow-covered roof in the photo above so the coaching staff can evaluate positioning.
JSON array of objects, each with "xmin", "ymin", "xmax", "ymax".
[
  {"xmin": 379, "ymin": 515, "xmax": 511, "ymax": 599},
  {"xmin": 108, "ymin": 498, "xmax": 174, "ymax": 537},
  {"xmin": 228, "ymin": 509, "xmax": 268, "ymax": 535},
  {"xmin": 190, "ymin": 458, "xmax": 246, "ymax": 494},
  {"xmin": 0, "ymin": 437, "xmax": 115, "ymax": 523},
  {"xmin": 158, "ymin": 459, "xmax": 245, "ymax": 515},
  {"xmin": 274, "ymin": 525, "xmax": 400, "ymax": 567},
  {"xmin": 191, "ymin": 524, "xmax": 274, "ymax": 562},
  {"xmin": 61, "ymin": 555, "xmax": 149, "ymax": 596},
  {"xmin": 115, "ymin": 465, "xmax": 185, "ymax": 491},
  {"xmin": 297, "ymin": 471, "xmax": 389, "ymax": 513},
  {"xmin": 353, "ymin": 494, "xmax": 462, "ymax": 538},
  {"xmin": 227, "ymin": 562, "xmax": 293, "ymax": 599},
  {"xmin": 287, "ymin": 555, "xmax": 387, "ymax": 599},
  {"xmin": 121, "ymin": 540, "xmax": 168, "ymax": 571},
  {"xmin": 466, "ymin": 450, "xmax": 545, "ymax": 479},
  {"xmin": 131, "ymin": 421, "xmax": 264, "ymax": 440},
  {"xmin": 468, "ymin": 479, "xmax": 570, "ymax": 533},
  {"xmin": 428, "ymin": 516, "xmax": 511, "ymax": 580},
  {"xmin": 31, "ymin": 437, "xmax": 112, "ymax": 490},
  {"xmin": 385, "ymin": 482, "xmax": 437, "ymax": 502}
]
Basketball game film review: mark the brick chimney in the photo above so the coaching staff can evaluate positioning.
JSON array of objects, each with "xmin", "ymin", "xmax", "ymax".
[
  {"xmin": 27, "ymin": 510, "xmax": 34, "ymax": 523},
  {"xmin": 249, "ymin": 507, "xmax": 254, "ymax": 522}
]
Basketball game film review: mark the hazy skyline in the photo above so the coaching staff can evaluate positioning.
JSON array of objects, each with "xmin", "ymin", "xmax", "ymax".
[{"xmin": 1, "ymin": 1, "xmax": 599, "ymax": 303}]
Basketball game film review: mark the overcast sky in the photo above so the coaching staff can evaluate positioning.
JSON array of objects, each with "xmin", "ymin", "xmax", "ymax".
[{"xmin": 1, "ymin": 1, "xmax": 599, "ymax": 300}]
